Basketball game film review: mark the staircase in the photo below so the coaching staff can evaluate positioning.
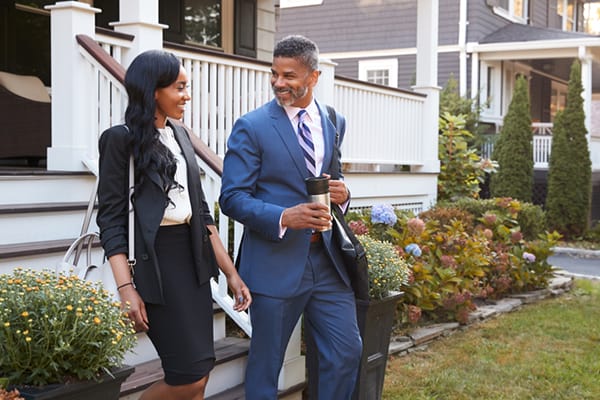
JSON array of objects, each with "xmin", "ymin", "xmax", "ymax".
[{"xmin": 0, "ymin": 168, "xmax": 304, "ymax": 399}]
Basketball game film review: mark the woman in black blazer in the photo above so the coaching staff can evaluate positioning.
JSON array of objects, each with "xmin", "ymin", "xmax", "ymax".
[{"xmin": 97, "ymin": 50, "xmax": 251, "ymax": 400}]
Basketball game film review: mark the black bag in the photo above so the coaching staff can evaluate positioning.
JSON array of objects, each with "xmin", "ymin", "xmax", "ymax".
[{"xmin": 326, "ymin": 105, "xmax": 370, "ymax": 303}]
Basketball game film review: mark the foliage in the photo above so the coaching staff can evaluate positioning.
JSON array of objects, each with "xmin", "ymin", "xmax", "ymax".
[
  {"xmin": 439, "ymin": 75, "xmax": 482, "ymax": 138},
  {"xmin": 490, "ymin": 75, "xmax": 533, "ymax": 201},
  {"xmin": 347, "ymin": 199, "xmax": 559, "ymax": 325},
  {"xmin": 438, "ymin": 113, "xmax": 497, "ymax": 201},
  {"xmin": 0, "ymin": 269, "xmax": 136, "ymax": 387},
  {"xmin": 445, "ymin": 197, "xmax": 546, "ymax": 241},
  {"xmin": 546, "ymin": 60, "xmax": 592, "ymax": 238},
  {"xmin": 357, "ymin": 235, "xmax": 410, "ymax": 300}
]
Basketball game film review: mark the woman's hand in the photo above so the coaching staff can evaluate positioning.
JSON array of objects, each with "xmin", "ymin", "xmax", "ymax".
[
  {"xmin": 225, "ymin": 272, "xmax": 252, "ymax": 311},
  {"xmin": 119, "ymin": 285, "xmax": 149, "ymax": 332}
]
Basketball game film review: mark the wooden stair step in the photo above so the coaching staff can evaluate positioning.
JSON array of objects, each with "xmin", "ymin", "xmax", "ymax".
[
  {"xmin": 0, "ymin": 201, "xmax": 90, "ymax": 215},
  {"xmin": 0, "ymin": 237, "xmax": 101, "ymax": 260},
  {"xmin": 120, "ymin": 337, "xmax": 250, "ymax": 396}
]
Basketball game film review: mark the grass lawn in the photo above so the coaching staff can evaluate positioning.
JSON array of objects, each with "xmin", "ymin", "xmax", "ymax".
[{"xmin": 383, "ymin": 279, "xmax": 600, "ymax": 400}]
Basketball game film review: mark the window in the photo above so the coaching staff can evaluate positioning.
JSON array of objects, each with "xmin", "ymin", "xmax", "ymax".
[
  {"xmin": 480, "ymin": 61, "xmax": 502, "ymax": 118},
  {"xmin": 494, "ymin": 0, "xmax": 528, "ymax": 22},
  {"xmin": 550, "ymin": 81, "xmax": 567, "ymax": 121},
  {"xmin": 358, "ymin": 59, "xmax": 398, "ymax": 88},
  {"xmin": 583, "ymin": 2, "xmax": 600, "ymax": 34},
  {"xmin": 184, "ymin": 0, "xmax": 222, "ymax": 47},
  {"xmin": 557, "ymin": 0, "xmax": 584, "ymax": 32}
]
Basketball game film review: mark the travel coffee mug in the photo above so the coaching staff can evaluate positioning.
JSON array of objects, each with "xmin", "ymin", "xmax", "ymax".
[{"xmin": 305, "ymin": 176, "xmax": 331, "ymax": 232}]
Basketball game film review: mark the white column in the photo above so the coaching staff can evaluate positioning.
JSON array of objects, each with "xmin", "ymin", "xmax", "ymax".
[
  {"xmin": 458, "ymin": 0, "xmax": 468, "ymax": 97},
  {"xmin": 45, "ymin": 1, "xmax": 100, "ymax": 171},
  {"xmin": 412, "ymin": 0, "xmax": 441, "ymax": 178},
  {"xmin": 314, "ymin": 58, "xmax": 337, "ymax": 106},
  {"xmin": 579, "ymin": 46, "xmax": 592, "ymax": 140},
  {"xmin": 470, "ymin": 50, "xmax": 479, "ymax": 103},
  {"xmin": 110, "ymin": 0, "xmax": 167, "ymax": 68}
]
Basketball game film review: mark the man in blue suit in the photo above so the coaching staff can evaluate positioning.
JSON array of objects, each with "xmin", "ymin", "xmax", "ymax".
[{"xmin": 219, "ymin": 35, "xmax": 362, "ymax": 399}]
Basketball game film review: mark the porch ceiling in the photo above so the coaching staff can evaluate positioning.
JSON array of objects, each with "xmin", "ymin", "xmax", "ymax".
[{"xmin": 469, "ymin": 23, "xmax": 600, "ymax": 92}]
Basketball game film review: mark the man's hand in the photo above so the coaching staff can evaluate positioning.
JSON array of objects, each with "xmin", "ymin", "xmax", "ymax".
[
  {"xmin": 281, "ymin": 202, "xmax": 332, "ymax": 231},
  {"xmin": 322, "ymin": 174, "xmax": 349, "ymax": 205}
]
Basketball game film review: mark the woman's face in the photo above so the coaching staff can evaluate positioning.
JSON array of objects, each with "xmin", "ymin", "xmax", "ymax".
[{"xmin": 154, "ymin": 66, "xmax": 190, "ymax": 128}]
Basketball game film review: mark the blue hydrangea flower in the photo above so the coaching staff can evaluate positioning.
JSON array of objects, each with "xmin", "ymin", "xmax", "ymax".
[
  {"xmin": 370, "ymin": 204, "xmax": 397, "ymax": 226},
  {"xmin": 405, "ymin": 243, "xmax": 422, "ymax": 257},
  {"xmin": 522, "ymin": 252, "xmax": 536, "ymax": 263}
]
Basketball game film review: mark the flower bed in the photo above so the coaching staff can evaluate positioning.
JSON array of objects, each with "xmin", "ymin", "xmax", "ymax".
[{"xmin": 346, "ymin": 198, "xmax": 560, "ymax": 325}]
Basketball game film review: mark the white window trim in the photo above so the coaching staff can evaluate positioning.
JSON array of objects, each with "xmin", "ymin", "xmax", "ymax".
[
  {"xmin": 358, "ymin": 58, "xmax": 398, "ymax": 88},
  {"xmin": 480, "ymin": 61, "xmax": 502, "ymax": 119},
  {"xmin": 492, "ymin": 2, "xmax": 528, "ymax": 24},
  {"xmin": 279, "ymin": 0, "xmax": 323, "ymax": 8}
]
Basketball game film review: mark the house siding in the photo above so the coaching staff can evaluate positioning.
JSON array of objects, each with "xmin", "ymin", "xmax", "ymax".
[
  {"xmin": 467, "ymin": 0, "xmax": 512, "ymax": 43},
  {"xmin": 530, "ymin": 0, "xmax": 548, "ymax": 27},
  {"xmin": 276, "ymin": 0, "xmax": 418, "ymax": 52}
]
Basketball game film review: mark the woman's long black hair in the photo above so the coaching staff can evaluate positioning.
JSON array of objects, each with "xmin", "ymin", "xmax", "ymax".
[{"xmin": 124, "ymin": 50, "xmax": 180, "ymax": 199}]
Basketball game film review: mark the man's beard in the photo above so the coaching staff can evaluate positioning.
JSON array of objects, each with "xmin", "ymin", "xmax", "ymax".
[{"xmin": 272, "ymin": 85, "xmax": 309, "ymax": 107}]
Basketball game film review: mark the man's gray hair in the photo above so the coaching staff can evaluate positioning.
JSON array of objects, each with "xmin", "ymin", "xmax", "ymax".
[{"xmin": 273, "ymin": 35, "xmax": 319, "ymax": 71}]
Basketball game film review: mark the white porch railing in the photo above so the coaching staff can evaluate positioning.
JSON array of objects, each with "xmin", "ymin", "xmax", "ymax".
[
  {"xmin": 481, "ymin": 122, "xmax": 554, "ymax": 169},
  {"xmin": 334, "ymin": 78, "xmax": 426, "ymax": 165}
]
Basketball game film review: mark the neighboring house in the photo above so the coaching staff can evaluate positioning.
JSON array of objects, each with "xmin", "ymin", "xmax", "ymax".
[
  {"xmin": 277, "ymin": 0, "xmax": 600, "ymax": 219},
  {"xmin": 0, "ymin": 0, "xmax": 440, "ymax": 397}
]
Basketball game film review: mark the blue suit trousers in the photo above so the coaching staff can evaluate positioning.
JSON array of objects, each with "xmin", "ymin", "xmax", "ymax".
[{"xmin": 245, "ymin": 241, "xmax": 362, "ymax": 400}]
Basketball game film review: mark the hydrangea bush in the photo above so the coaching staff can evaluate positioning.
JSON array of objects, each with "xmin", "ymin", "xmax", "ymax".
[
  {"xmin": 0, "ymin": 269, "xmax": 136, "ymax": 386},
  {"xmin": 347, "ymin": 200, "xmax": 559, "ymax": 325}
]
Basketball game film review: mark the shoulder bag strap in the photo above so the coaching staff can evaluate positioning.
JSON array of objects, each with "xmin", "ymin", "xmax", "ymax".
[{"xmin": 127, "ymin": 154, "xmax": 136, "ymax": 273}]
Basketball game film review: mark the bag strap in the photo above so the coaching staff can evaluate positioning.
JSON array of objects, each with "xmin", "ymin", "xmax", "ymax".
[
  {"xmin": 325, "ymin": 104, "xmax": 343, "ymax": 182},
  {"xmin": 127, "ymin": 154, "xmax": 136, "ymax": 272},
  {"xmin": 74, "ymin": 125, "xmax": 136, "ymax": 272}
]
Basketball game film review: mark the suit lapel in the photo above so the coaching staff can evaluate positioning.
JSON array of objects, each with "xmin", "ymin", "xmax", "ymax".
[
  {"xmin": 268, "ymin": 100, "xmax": 310, "ymax": 179},
  {"xmin": 169, "ymin": 121, "xmax": 203, "ymax": 211}
]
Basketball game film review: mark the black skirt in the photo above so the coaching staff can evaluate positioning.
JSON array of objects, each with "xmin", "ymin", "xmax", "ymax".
[{"xmin": 145, "ymin": 223, "xmax": 215, "ymax": 385}]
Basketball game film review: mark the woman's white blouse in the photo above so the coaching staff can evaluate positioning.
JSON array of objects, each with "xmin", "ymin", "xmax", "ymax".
[{"xmin": 157, "ymin": 126, "xmax": 193, "ymax": 225}]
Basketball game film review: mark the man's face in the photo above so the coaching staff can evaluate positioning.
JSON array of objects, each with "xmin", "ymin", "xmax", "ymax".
[{"xmin": 271, "ymin": 56, "xmax": 319, "ymax": 108}]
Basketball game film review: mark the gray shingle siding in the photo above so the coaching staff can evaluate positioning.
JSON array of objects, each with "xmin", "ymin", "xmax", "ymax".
[
  {"xmin": 530, "ymin": 0, "xmax": 548, "ymax": 27},
  {"xmin": 276, "ymin": 0, "xmax": 418, "ymax": 52},
  {"xmin": 439, "ymin": 0, "xmax": 460, "ymax": 46},
  {"xmin": 467, "ymin": 0, "xmax": 511, "ymax": 42}
]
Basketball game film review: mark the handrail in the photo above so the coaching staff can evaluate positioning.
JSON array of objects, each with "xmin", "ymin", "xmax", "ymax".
[
  {"xmin": 76, "ymin": 34, "xmax": 126, "ymax": 86},
  {"xmin": 75, "ymin": 34, "xmax": 223, "ymax": 177}
]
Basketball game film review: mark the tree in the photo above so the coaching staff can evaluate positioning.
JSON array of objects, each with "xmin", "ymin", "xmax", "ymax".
[
  {"xmin": 546, "ymin": 60, "xmax": 592, "ymax": 238},
  {"xmin": 490, "ymin": 75, "xmax": 533, "ymax": 202}
]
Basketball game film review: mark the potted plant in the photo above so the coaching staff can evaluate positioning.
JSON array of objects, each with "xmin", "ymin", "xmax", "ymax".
[
  {"xmin": 0, "ymin": 268, "xmax": 136, "ymax": 400},
  {"xmin": 352, "ymin": 234, "xmax": 409, "ymax": 400}
]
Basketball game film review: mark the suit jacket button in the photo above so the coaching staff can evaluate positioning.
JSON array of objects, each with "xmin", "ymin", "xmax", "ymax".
[{"xmin": 141, "ymin": 254, "xmax": 149, "ymax": 261}]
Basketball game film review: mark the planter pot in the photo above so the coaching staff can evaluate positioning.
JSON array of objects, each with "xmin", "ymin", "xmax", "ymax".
[
  {"xmin": 352, "ymin": 291, "xmax": 403, "ymax": 400},
  {"xmin": 11, "ymin": 365, "xmax": 134, "ymax": 400},
  {"xmin": 305, "ymin": 292, "xmax": 403, "ymax": 400}
]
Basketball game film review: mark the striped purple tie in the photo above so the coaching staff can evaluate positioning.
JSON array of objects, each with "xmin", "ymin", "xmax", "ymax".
[{"xmin": 297, "ymin": 109, "xmax": 316, "ymax": 176}]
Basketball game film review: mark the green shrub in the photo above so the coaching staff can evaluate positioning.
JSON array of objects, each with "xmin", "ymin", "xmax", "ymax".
[
  {"xmin": 546, "ymin": 60, "xmax": 592, "ymax": 238},
  {"xmin": 438, "ymin": 113, "xmax": 495, "ymax": 201},
  {"xmin": 490, "ymin": 75, "xmax": 533, "ymax": 201}
]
